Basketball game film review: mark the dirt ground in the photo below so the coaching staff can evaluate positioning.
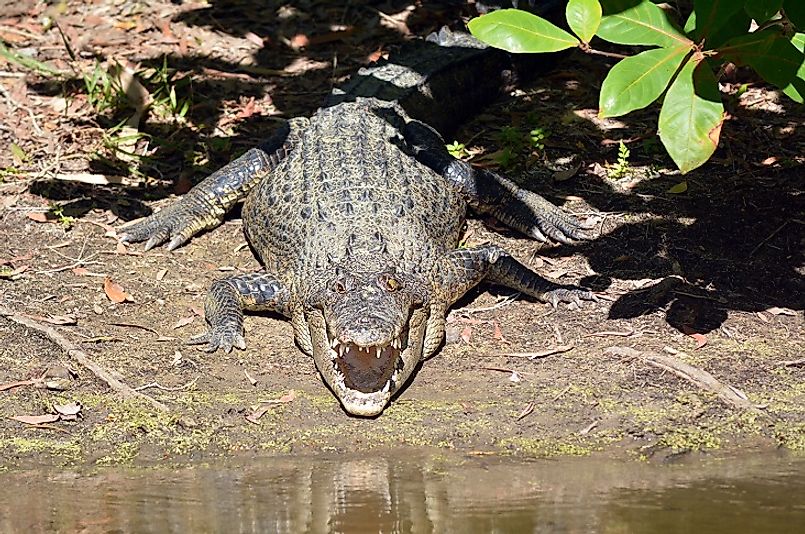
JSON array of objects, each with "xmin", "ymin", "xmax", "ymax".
[{"xmin": 1, "ymin": 1, "xmax": 803, "ymax": 467}]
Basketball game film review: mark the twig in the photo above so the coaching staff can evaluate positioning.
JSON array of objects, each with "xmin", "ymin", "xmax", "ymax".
[
  {"xmin": 456, "ymin": 293, "xmax": 520, "ymax": 314},
  {"xmin": 505, "ymin": 344, "xmax": 574, "ymax": 359},
  {"xmin": 0, "ymin": 303, "xmax": 168, "ymax": 411},
  {"xmin": 585, "ymin": 327, "xmax": 635, "ymax": 338},
  {"xmin": 0, "ymin": 81, "xmax": 43, "ymax": 135},
  {"xmin": 749, "ymin": 220, "xmax": 788, "ymax": 257},
  {"xmin": 778, "ymin": 358, "xmax": 805, "ymax": 367},
  {"xmin": 551, "ymin": 385, "xmax": 572, "ymax": 401},
  {"xmin": 606, "ymin": 346, "xmax": 762, "ymax": 413},
  {"xmin": 134, "ymin": 378, "xmax": 198, "ymax": 392}
]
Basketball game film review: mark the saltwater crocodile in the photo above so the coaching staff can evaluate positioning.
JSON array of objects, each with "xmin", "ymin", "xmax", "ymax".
[{"xmin": 120, "ymin": 28, "xmax": 598, "ymax": 416}]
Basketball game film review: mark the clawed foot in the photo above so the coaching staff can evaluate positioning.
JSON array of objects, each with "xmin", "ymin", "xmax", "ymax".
[
  {"xmin": 186, "ymin": 325, "xmax": 246, "ymax": 353},
  {"xmin": 543, "ymin": 287, "xmax": 600, "ymax": 309},
  {"xmin": 118, "ymin": 194, "xmax": 219, "ymax": 251}
]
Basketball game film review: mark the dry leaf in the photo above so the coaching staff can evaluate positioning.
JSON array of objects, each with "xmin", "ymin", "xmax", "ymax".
[
  {"xmin": 26, "ymin": 212, "xmax": 49, "ymax": 223},
  {"xmin": 11, "ymin": 414, "xmax": 60, "ymax": 425},
  {"xmin": 42, "ymin": 315, "xmax": 77, "ymax": 325},
  {"xmin": 244, "ymin": 31, "xmax": 264, "ymax": 47},
  {"xmin": 53, "ymin": 401, "xmax": 82, "ymax": 417},
  {"xmin": 289, "ymin": 33, "xmax": 309, "ymax": 49},
  {"xmin": 172, "ymin": 316, "xmax": 195, "ymax": 329},
  {"xmin": 72, "ymin": 267, "xmax": 90, "ymax": 276},
  {"xmin": 0, "ymin": 379, "xmax": 37, "ymax": 392},
  {"xmin": 689, "ymin": 332, "xmax": 708, "ymax": 349},
  {"xmin": 546, "ymin": 269, "xmax": 568, "ymax": 279},
  {"xmin": 460, "ymin": 326, "xmax": 472, "ymax": 344},
  {"xmin": 766, "ymin": 307, "xmax": 796, "ymax": 316},
  {"xmin": 245, "ymin": 390, "xmax": 296, "ymax": 424},
  {"xmin": 104, "ymin": 277, "xmax": 133, "ymax": 303},
  {"xmin": 156, "ymin": 268, "xmax": 168, "ymax": 281},
  {"xmin": 492, "ymin": 321, "xmax": 505, "ymax": 342},
  {"xmin": 516, "ymin": 402, "xmax": 535, "ymax": 420}
]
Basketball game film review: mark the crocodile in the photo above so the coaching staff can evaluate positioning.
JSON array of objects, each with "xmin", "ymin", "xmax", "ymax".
[{"xmin": 120, "ymin": 28, "xmax": 598, "ymax": 416}]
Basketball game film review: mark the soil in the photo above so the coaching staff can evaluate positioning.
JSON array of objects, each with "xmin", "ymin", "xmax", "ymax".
[{"xmin": 0, "ymin": 1, "xmax": 803, "ymax": 468}]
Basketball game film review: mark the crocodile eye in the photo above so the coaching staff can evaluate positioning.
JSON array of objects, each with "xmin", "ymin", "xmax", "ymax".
[
  {"xmin": 382, "ymin": 275, "xmax": 401, "ymax": 292},
  {"xmin": 333, "ymin": 280, "xmax": 347, "ymax": 294}
]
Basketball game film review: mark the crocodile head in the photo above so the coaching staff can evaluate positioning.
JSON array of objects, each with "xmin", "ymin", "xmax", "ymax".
[{"xmin": 306, "ymin": 267, "xmax": 429, "ymax": 417}]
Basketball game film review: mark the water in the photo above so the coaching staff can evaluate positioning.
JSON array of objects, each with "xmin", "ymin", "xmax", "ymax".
[{"xmin": 1, "ymin": 451, "xmax": 803, "ymax": 533}]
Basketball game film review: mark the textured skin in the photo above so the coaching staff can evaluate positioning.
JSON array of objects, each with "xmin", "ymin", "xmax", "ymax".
[{"xmin": 120, "ymin": 29, "xmax": 598, "ymax": 416}]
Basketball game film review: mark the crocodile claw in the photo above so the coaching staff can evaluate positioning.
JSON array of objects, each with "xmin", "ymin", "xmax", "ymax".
[{"xmin": 187, "ymin": 327, "xmax": 246, "ymax": 353}]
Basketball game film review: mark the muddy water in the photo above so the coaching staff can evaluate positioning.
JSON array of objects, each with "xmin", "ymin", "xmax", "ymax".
[{"xmin": 1, "ymin": 451, "xmax": 803, "ymax": 533}]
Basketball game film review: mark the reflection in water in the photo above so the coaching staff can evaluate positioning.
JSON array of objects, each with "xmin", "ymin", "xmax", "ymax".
[{"xmin": 0, "ymin": 452, "xmax": 803, "ymax": 533}]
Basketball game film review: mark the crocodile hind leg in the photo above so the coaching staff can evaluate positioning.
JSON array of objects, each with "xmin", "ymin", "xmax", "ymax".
[
  {"xmin": 187, "ymin": 272, "xmax": 291, "ymax": 353},
  {"xmin": 403, "ymin": 120, "xmax": 594, "ymax": 244},
  {"xmin": 120, "ymin": 117, "xmax": 309, "ymax": 251}
]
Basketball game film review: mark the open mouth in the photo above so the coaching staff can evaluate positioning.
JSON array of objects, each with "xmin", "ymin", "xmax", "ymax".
[{"xmin": 326, "ymin": 330, "xmax": 408, "ymax": 394}]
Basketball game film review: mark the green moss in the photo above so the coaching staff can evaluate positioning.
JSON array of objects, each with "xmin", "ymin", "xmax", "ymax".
[
  {"xmin": 656, "ymin": 427, "xmax": 721, "ymax": 453},
  {"xmin": 95, "ymin": 442, "xmax": 140, "ymax": 466},
  {"xmin": 774, "ymin": 422, "xmax": 805, "ymax": 451},
  {"xmin": 499, "ymin": 437, "xmax": 592, "ymax": 457},
  {"xmin": 0, "ymin": 437, "xmax": 82, "ymax": 463}
]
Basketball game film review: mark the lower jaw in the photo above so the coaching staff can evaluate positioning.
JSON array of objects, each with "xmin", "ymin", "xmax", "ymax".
[{"xmin": 337, "ymin": 388, "xmax": 393, "ymax": 417}]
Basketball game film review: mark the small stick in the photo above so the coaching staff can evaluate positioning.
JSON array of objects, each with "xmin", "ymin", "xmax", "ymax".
[
  {"xmin": 749, "ymin": 220, "xmax": 788, "ymax": 257},
  {"xmin": 606, "ymin": 346, "xmax": 761, "ymax": 413},
  {"xmin": 0, "ymin": 303, "xmax": 168, "ymax": 411},
  {"xmin": 778, "ymin": 358, "xmax": 805, "ymax": 367},
  {"xmin": 134, "ymin": 378, "xmax": 198, "ymax": 392},
  {"xmin": 505, "ymin": 344, "xmax": 574, "ymax": 359}
]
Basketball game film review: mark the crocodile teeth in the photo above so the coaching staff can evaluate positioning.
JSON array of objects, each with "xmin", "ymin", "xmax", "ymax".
[
  {"xmin": 375, "ymin": 346, "xmax": 382, "ymax": 359},
  {"xmin": 381, "ymin": 380, "xmax": 391, "ymax": 394},
  {"xmin": 330, "ymin": 338, "xmax": 338, "ymax": 349}
]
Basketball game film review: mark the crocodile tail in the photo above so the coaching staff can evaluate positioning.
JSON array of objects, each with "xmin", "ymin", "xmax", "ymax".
[{"xmin": 327, "ymin": 26, "xmax": 558, "ymax": 136}]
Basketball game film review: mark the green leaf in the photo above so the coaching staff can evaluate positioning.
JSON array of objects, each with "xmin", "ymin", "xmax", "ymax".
[
  {"xmin": 786, "ymin": 0, "xmax": 805, "ymax": 29},
  {"xmin": 668, "ymin": 181, "xmax": 688, "ymax": 193},
  {"xmin": 720, "ymin": 29, "xmax": 805, "ymax": 102},
  {"xmin": 692, "ymin": 1, "xmax": 746, "ymax": 42},
  {"xmin": 10, "ymin": 143, "xmax": 28, "ymax": 164},
  {"xmin": 684, "ymin": 11, "xmax": 696, "ymax": 35},
  {"xmin": 599, "ymin": 46, "xmax": 690, "ymax": 117},
  {"xmin": 658, "ymin": 57, "xmax": 724, "ymax": 174},
  {"xmin": 782, "ymin": 33, "xmax": 805, "ymax": 103},
  {"xmin": 468, "ymin": 9, "xmax": 579, "ymax": 53},
  {"xmin": 745, "ymin": 0, "xmax": 783, "ymax": 24},
  {"xmin": 567, "ymin": 0, "xmax": 602, "ymax": 43},
  {"xmin": 597, "ymin": 0, "xmax": 691, "ymax": 48}
]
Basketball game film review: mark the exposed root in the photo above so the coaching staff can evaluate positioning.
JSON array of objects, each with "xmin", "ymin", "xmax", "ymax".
[
  {"xmin": 0, "ymin": 303, "xmax": 168, "ymax": 412},
  {"xmin": 606, "ymin": 345, "xmax": 763, "ymax": 414}
]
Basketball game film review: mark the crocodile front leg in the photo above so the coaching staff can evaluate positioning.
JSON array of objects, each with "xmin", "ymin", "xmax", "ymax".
[
  {"xmin": 404, "ymin": 121, "xmax": 594, "ymax": 244},
  {"xmin": 187, "ymin": 272, "xmax": 291, "ymax": 352},
  {"xmin": 434, "ymin": 244, "xmax": 597, "ymax": 307},
  {"xmin": 120, "ymin": 117, "xmax": 309, "ymax": 250},
  {"xmin": 424, "ymin": 244, "xmax": 597, "ymax": 356}
]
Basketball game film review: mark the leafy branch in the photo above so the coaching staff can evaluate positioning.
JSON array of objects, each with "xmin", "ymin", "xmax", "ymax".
[{"xmin": 468, "ymin": 0, "xmax": 804, "ymax": 173}]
